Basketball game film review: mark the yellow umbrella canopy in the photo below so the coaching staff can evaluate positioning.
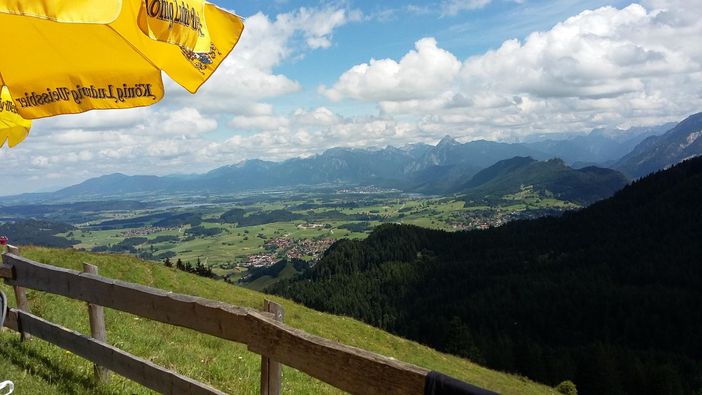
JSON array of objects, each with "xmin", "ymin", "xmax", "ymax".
[
  {"xmin": 0, "ymin": 86, "xmax": 30, "ymax": 148},
  {"xmin": 0, "ymin": 0, "xmax": 244, "ymax": 147}
]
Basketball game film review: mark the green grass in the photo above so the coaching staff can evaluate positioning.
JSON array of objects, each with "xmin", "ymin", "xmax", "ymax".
[
  {"xmin": 502, "ymin": 186, "xmax": 580, "ymax": 210},
  {"xmin": 1, "ymin": 247, "xmax": 556, "ymax": 395}
]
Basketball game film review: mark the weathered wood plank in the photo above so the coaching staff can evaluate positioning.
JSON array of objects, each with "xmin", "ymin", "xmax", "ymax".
[
  {"xmin": 14, "ymin": 285, "xmax": 30, "ymax": 342},
  {"xmin": 83, "ymin": 263, "xmax": 110, "ymax": 383},
  {"xmin": 3, "ymin": 309, "xmax": 18, "ymax": 331},
  {"xmin": 247, "ymin": 312, "xmax": 429, "ymax": 395},
  {"xmin": 0, "ymin": 264, "xmax": 13, "ymax": 279},
  {"xmin": 260, "ymin": 300, "xmax": 284, "ymax": 395},
  {"xmin": 8, "ymin": 309, "xmax": 226, "ymax": 395},
  {"xmin": 83, "ymin": 264, "xmax": 107, "ymax": 343},
  {"xmin": 4, "ymin": 246, "xmax": 31, "ymax": 341},
  {"xmin": 3, "ymin": 254, "xmax": 256, "ymax": 344}
]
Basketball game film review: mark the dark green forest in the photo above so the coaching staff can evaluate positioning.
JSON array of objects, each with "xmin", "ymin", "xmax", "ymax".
[
  {"xmin": 0, "ymin": 220, "xmax": 78, "ymax": 248},
  {"xmin": 218, "ymin": 207, "xmax": 379, "ymax": 226},
  {"xmin": 219, "ymin": 208, "xmax": 304, "ymax": 226},
  {"xmin": 241, "ymin": 258, "xmax": 309, "ymax": 284},
  {"xmin": 269, "ymin": 157, "xmax": 702, "ymax": 394}
]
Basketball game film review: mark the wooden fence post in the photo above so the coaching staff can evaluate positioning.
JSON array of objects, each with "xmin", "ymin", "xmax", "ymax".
[
  {"xmin": 7, "ymin": 245, "xmax": 30, "ymax": 341},
  {"xmin": 83, "ymin": 263, "xmax": 110, "ymax": 384},
  {"xmin": 260, "ymin": 299, "xmax": 284, "ymax": 395}
]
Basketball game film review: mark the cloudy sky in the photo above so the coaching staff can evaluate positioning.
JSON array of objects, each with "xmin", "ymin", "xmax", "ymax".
[{"xmin": 2, "ymin": 0, "xmax": 700, "ymax": 195}]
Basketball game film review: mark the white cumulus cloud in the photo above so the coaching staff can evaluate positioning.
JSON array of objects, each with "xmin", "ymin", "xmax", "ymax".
[
  {"xmin": 323, "ymin": 2, "xmax": 702, "ymax": 136},
  {"xmin": 321, "ymin": 38, "xmax": 461, "ymax": 102}
]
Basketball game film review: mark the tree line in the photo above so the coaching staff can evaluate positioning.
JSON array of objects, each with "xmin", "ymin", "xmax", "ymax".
[{"xmin": 164, "ymin": 257, "xmax": 214, "ymax": 278}]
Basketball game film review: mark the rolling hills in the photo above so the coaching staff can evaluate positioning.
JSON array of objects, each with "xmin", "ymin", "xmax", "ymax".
[
  {"xmin": 456, "ymin": 157, "xmax": 629, "ymax": 204},
  {"xmin": 0, "ymin": 247, "xmax": 554, "ymax": 394},
  {"xmin": 270, "ymin": 156, "xmax": 702, "ymax": 395}
]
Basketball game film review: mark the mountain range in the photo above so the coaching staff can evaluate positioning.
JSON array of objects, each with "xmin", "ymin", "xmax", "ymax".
[
  {"xmin": 524, "ymin": 123, "xmax": 674, "ymax": 166},
  {"xmin": 2, "ymin": 113, "xmax": 700, "ymax": 204}
]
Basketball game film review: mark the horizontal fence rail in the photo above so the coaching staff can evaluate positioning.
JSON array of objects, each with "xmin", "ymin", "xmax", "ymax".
[
  {"xmin": 1, "ymin": 250, "xmax": 496, "ymax": 395},
  {"xmin": 3, "ymin": 308, "xmax": 225, "ymax": 395},
  {"xmin": 2, "ymin": 253, "xmax": 257, "ymax": 344}
]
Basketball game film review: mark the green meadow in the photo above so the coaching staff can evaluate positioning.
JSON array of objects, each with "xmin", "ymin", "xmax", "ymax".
[{"xmin": 1, "ymin": 247, "xmax": 556, "ymax": 394}]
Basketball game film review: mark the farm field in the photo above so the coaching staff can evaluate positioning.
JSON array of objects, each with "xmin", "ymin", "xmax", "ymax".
[{"xmin": 4, "ymin": 186, "xmax": 579, "ymax": 288}]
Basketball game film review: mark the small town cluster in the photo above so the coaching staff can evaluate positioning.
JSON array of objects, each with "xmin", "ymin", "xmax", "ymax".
[
  {"xmin": 242, "ymin": 237, "xmax": 335, "ymax": 267},
  {"xmin": 119, "ymin": 226, "xmax": 178, "ymax": 237},
  {"xmin": 448, "ymin": 208, "xmax": 565, "ymax": 230}
]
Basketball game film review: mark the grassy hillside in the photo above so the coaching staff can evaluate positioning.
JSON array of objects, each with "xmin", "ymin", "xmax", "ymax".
[{"xmin": 0, "ymin": 247, "xmax": 554, "ymax": 394}]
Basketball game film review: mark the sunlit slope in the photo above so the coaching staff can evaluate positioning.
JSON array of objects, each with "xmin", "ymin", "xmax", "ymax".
[{"xmin": 0, "ymin": 247, "xmax": 554, "ymax": 394}]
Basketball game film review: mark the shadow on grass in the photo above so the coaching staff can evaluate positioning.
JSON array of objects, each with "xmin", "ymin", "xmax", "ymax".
[{"xmin": 0, "ymin": 335, "xmax": 114, "ymax": 395}]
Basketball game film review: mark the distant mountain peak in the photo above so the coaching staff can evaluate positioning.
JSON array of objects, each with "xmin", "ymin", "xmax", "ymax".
[
  {"xmin": 437, "ymin": 135, "xmax": 459, "ymax": 147},
  {"xmin": 546, "ymin": 157, "xmax": 566, "ymax": 166},
  {"xmin": 504, "ymin": 156, "xmax": 536, "ymax": 165}
]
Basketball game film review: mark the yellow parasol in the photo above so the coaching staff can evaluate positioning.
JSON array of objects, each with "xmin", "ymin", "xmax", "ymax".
[
  {"xmin": 0, "ymin": 86, "xmax": 30, "ymax": 147},
  {"xmin": 0, "ymin": 0, "xmax": 244, "ymax": 148}
]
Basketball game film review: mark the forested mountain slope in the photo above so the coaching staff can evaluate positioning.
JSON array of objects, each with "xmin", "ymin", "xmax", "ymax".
[{"xmin": 270, "ymin": 157, "xmax": 702, "ymax": 395}]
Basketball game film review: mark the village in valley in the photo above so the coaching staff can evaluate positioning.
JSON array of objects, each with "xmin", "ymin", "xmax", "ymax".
[{"xmin": 243, "ymin": 236, "xmax": 335, "ymax": 268}]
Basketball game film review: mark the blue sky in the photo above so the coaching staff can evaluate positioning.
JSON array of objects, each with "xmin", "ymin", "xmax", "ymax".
[
  {"xmin": 218, "ymin": 0, "xmax": 632, "ymax": 110},
  {"xmin": 1, "ymin": 0, "xmax": 701, "ymax": 194}
]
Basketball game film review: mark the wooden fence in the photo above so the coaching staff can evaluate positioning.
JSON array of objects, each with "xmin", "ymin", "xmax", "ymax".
[{"xmin": 0, "ymin": 246, "xmax": 445, "ymax": 395}]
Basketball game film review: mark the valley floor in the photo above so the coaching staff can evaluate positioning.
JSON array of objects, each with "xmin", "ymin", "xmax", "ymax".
[{"xmin": 39, "ymin": 189, "xmax": 578, "ymax": 288}]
